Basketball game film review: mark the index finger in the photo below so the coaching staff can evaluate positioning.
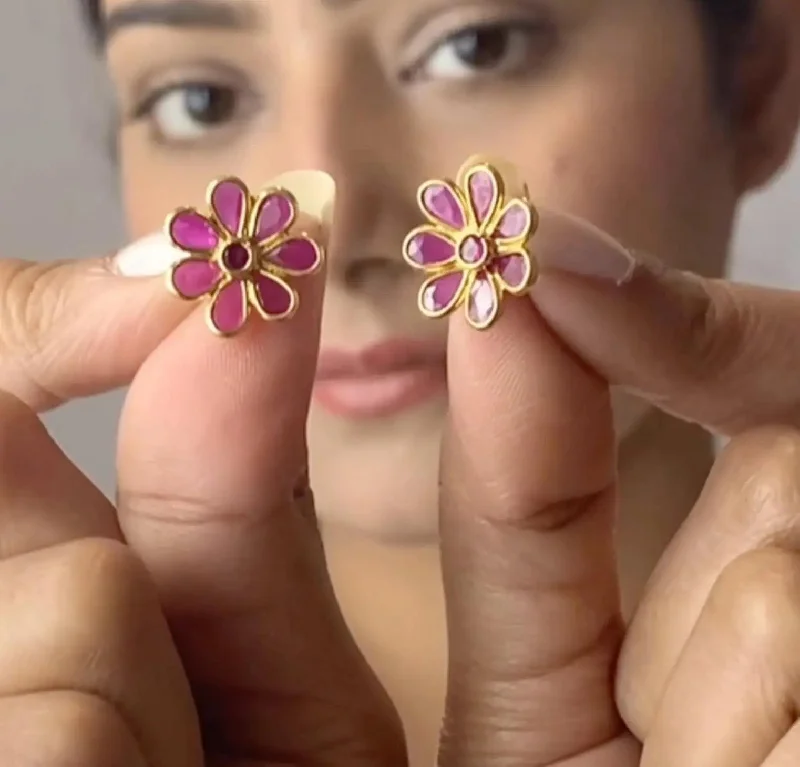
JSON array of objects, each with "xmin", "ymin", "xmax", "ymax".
[
  {"xmin": 528, "ymin": 210, "xmax": 800, "ymax": 435},
  {"xmin": 0, "ymin": 234, "xmax": 189, "ymax": 412},
  {"xmin": 0, "ymin": 170, "xmax": 334, "ymax": 413},
  {"xmin": 469, "ymin": 154, "xmax": 800, "ymax": 435}
]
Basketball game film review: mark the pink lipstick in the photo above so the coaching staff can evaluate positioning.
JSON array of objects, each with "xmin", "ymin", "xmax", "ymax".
[{"xmin": 313, "ymin": 339, "xmax": 447, "ymax": 418}]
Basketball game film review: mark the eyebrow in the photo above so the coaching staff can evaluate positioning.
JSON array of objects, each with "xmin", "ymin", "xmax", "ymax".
[{"xmin": 102, "ymin": 0, "xmax": 259, "ymax": 43}]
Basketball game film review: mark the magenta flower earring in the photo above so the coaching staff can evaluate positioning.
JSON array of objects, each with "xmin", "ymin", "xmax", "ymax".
[
  {"xmin": 166, "ymin": 177, "xmax": 324, "ymax": 336},
  {"xmin": 402, "ymin": 160, "xmax": 538, "ymax": 330}
]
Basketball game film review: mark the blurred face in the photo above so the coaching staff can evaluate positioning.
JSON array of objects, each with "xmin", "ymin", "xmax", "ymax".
[{"xmin": 103, "ymin": 0, "xmax": 739, "ymax": 540}]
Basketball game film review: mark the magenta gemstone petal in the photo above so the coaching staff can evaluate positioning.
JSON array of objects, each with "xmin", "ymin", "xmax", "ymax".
[
  {"xmin": 404, "ymin": 230, "xmax": 456, "ymax": 268},
  {"xmin": 254, "ymin": 272, "xmax": 295, "ymax": 318},
  {"xmin": 467, "ymin": 273, "xmax": 499, "ymax": 328},
  {"xmin": 268, "ymin": 237, "xmax": 321, "ymax": 274},
  {"xmin": 494, "ymin": 252, "xmax": 531, "ymax": 292},
  {"xmin": 254, "ymin": 192, "xmax": 295, "ymax": 242},
  {"xmin": 468, "ymin": 168, "xmax": 499, "ymax": 225},
  {"xmin": 209, "ymin": 280, "xmax": 248, "ymax": 334},
  {"xmin": 420, "ymin": 183, "xmax": 466, "ymax": 230},
  {"xmin": 170, "ymin": 211, "xmax": 219, "ymax": 252},
  {"xmin": 171, "ymin": 258, "xmax": 222, "ymax": 298},
  {"xmin": 211, "ymin": 179, "xmax": 248, "ymax": 237},
  {"xmin": 495, "ymin": 201, "xmax": 532, "ymax": 241},
  {"xmin": 420, "ymin": 270, "xmax": 467, "ymax": 317}
]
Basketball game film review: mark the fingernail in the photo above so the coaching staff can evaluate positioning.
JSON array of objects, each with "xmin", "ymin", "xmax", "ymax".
[
  {"xmin": 264, "ymin": 169, "xmax": 336, "ymax": 236},
  {"xmin": 535, "ymin": 208, "xmax": 638, "ymax": 285},
  {"xmin": 111, "ymin": 232, "xmax": 182, "ymax": 277}
]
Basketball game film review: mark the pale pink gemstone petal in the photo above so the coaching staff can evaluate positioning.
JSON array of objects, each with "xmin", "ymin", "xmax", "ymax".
[
  {"xmin": 420, "ymin": 183, "xmax": 466, "ymax": 230},
  {"xmin": 468, "ymin": 168, "xmax": 499, "ymax": 225},
  {"xmin": 211, "ymin": 179, "xmax": 248, "ymax": 237},
  {"xmin": 404, "ymin": 230, "xmax": 456, "ymax": 267},
  {"xmin": 467, "ymin": 273, "xmax": 499, "ymax": 328},
  {"xmin": 494, "ymin": 253, "xmax": 531, "ymax": 292},
  {"xmin": 210, "ymin": 280, "xmax": 248, "ymax": 334},
  {"xmin": 254, "ymin": 273, "xmax": 294, "ymax": 317},
  {"xmin": 255, "ymin": 192, "xmax": 295, "ymax": 242},
  {"xmin": 169, "ymin": 211, "xmax": 219, "ymax": 252},
  {"xmin": 420, "ymin": 270, "xmax": 467, "ymax": 316},
  {"xmin": 268, "ymin": 237, "xmax": 321, "ymax": 274},
  {"xmin": 496, "ymin": 201, "xmax": 532, "ymax": 240},
  {"xmin": 171, "ymin": 258, "xmax": 222, "ymax": 298}
]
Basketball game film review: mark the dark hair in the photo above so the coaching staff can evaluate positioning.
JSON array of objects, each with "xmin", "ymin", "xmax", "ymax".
[{"xmin": 80, "ymin": 0, "xmax": 756, "ymax": 84}]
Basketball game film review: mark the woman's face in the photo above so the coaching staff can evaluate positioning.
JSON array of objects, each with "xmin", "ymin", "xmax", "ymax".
[{"xmin": 103, "ymin": 0, "xmax": 741, "ymax": 540}]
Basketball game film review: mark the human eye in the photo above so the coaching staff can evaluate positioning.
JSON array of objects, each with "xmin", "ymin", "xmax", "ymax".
[
  {"xmin": 403, "ymin": 17, "xmax": 556, "ymax": 83},
  {"xmin": 129, "ymin": 76, "xmax": 262, "ymax": 147}
]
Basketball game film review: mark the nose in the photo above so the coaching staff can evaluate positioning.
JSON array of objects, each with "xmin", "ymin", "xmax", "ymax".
[{"xmin": 277, "ymin": 39, "xmax": 419, "ymax": 291}]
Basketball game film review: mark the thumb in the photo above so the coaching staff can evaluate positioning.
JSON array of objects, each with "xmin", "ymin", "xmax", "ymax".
[
  {"xmin": 436, "ymin": 158, "xmax": 638, "ymax": 766},
  {"xmin": 0, "ymin": 233, "xmax": 188, "ymax": 411},
  {"xmin": 439, "ymin": 298, "xmax": 640, "ymax": 767},
  {"xmin": 116, "ymin": 171, "xmax": 405, "ymax": 765}
]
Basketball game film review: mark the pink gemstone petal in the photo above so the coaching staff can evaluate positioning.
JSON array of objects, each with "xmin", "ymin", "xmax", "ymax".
[
  {"xmin": 254, "ymin": 192, "xmax": 295, "ymax": 243},
  {"xmin": 420, "ymin": 182, "xmax": 466, "ymax": 230},
  {"xmin": 467, "ymin": 273, "xmax": 500, "ymax": 329},
  {"xmin": 495, "ymin": 200, "xmax": 532, "ymax": 241},
  {"xmin": 171, "ymin": 258, "xmax": 222, "ymax": 299},
  {"xmin": 169, "ymin": 210, "xmax": 219, "ymax": 252},
  {"xmin": 209, "ymin": 280, "xmax": 248, "ymax": 335},
  {"xmin": 267, "ymin": 237, "xmax": 321, "ymax": 274},
  {"xmin": 253, "ymin": 272, "xmax": 295, "ymax": 318},
  {"xmin": 211, "ymin": 179, "xmax": 248, "ymax": 237},
  {"xmin": 419, "ymin": 270, "xmax": 468, "ymax": 317},
  {"xmin": 403, "ymin": 229, "xmax": 457, "ymax": 268},
  {"xmin": 494, "ymin": 252, "xmax": 532, "ymax": 293},
  {"xmin": 467, "ymin": 167, "xmax": 500, "ymax": 226}
]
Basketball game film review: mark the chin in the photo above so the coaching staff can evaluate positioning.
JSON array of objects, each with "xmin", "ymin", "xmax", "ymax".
[
  {"xmin": 309, "ymin": 390, "xmax": 652, "ymax": 544},
  {"xmin": 309, "ymin": 402, "xmax": 445, "ymax": 543}
]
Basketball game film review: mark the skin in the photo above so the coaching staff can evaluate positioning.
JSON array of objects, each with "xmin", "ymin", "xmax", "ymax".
[
  {"xmin": 112, "ymin": 0, "xmax": 729, "ymax": 542},
  {"xmin": 109, "ymin": 0, "xmax": 726, "ymax": 753},
  {"xmin": 0, "ymin": 0, "xmax": 797, "ymax": 765}
]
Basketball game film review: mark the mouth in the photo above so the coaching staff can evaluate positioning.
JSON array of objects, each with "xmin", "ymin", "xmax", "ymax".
[{"xmin": 313, "ymin": 339, "xmax": 447, "ymax": 419}]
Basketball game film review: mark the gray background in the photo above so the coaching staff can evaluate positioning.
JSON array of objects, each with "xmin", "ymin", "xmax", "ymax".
[{"xmin": 0, "ymin": 1, "xmax": 798, "ymax": 494}]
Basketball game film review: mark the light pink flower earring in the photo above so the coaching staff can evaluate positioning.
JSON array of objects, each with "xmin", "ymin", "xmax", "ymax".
[
  {"xmin": 402, "ymin": 159, "xmax": 538, "ymax": 330},
  {"xmin": 166, "ymin": 177, "xmax": 324, "ymax": 336}
]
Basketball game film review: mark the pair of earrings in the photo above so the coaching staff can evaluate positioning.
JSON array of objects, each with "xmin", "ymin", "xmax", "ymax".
[{"xmin": 165, "ymin": 158, "xmax": 538, "ymax": 336}]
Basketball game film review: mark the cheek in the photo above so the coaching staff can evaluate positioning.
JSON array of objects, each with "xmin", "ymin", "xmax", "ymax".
[
  {"xmin": 513, "ymin": 80, "xmax": 722, "ymax": 270},
  {"xmin": 119, "ymin": 138, "xmax": 254, "ymax": 238},
  {"xmin": 120, "ymin": 144, "xmax": 183, "ymax": 238}
]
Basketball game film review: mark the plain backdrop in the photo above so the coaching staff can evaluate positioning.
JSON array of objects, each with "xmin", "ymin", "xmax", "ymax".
[{"xmin": 0, "ymin": 0, "xmax": 797, "ymax": 494}]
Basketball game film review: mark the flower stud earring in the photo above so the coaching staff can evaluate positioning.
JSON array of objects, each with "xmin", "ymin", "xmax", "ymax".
[
  {"xmin": 402, "ymin": 159, "xmax": 538, "ymax": 330},
  {"xmin": 166, "ymin": 177, "xmax": 324, "ymax": 336}
]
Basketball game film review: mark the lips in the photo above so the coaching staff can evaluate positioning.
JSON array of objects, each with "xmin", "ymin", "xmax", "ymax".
[{"xmin": 313, "ymin": 339, "xmax": 447, "ymax": 419}]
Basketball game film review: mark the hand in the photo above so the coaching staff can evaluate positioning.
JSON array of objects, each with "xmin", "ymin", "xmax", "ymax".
[
  {"xmin": 0, "ymin": 179, "xmax": 643, "ymax": 766},
  {"xmin": 9, "ymin": 180, "xmax": 799, "ymax": 766},
  {"xmin": 526, "ymin": 223, "xmax": 800, "ymax": 765},
  {"xmin": 0, "ymin": 214, "xmax": 405, "ymax": 765},
  {"xmin": 0, "ymin": 392, "xmax": 202, "ymax": 766}
]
